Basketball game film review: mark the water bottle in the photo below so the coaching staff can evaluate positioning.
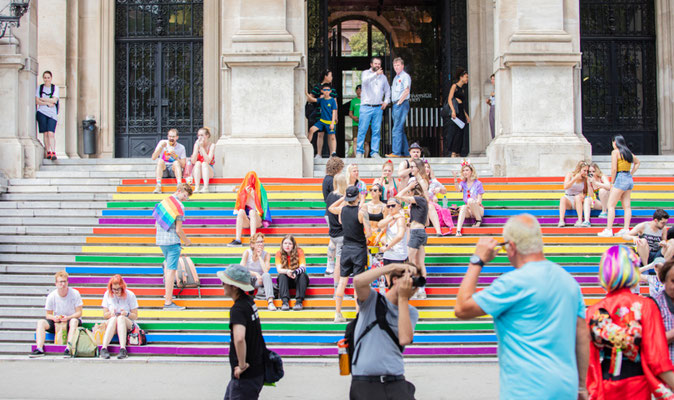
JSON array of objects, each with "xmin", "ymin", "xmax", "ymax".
[
  {"xmin": 378, "ymin": 276, "xmax": 387, "ymax": 294},
  {"xmin": 337, "ymin": 339, "xmax": 351, "ymax": 375},
  {"xmin": 186, "ymin": 159, "xmax": 193, "ymax": 185},
  {"xmin": 442, "ymin": 195, "xmax": 448, "ymax": 209}
]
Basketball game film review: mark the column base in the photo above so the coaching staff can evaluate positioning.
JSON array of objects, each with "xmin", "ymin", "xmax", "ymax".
[
  {"xmin": 487, "ymin": 134, "xmax": 591, "ymax": 177},
  {"xmin": 215, "ymin": 136, "xmax": 313, "ymax": 178}
]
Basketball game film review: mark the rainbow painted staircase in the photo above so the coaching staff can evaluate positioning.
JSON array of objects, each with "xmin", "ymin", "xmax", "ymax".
[{"xmin": 1, "ymin": 158, "xmax": 673, "ymax": 360}]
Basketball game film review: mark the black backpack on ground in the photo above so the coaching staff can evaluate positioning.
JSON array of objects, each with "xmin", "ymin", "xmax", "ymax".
[
  {"xmin": 39, "ymin": 84, "xmax": 59, "ymax": 114},
  {"xmin": 343, "ymin": 292, "xmax": 404, "ymax": 369}
]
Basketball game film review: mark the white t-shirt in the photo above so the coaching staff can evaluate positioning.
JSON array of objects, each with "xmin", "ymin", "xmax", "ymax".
[
  {"xmin": 102, "ymin": 289, "xmax": 139, "ymax": 314},
  {"xmin": 159, "ymin": 142, "xmax": 187, "ymax": 164},
  {"xmin": 35, "ymin": 84, "xmax": 59, "ymax": 121},
  {"xmin": 45, "ymin": 288, "xmax": 83, "ymax": 316}
]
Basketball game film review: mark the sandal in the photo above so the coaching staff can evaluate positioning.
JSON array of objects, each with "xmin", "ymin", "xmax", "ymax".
[
  {"xmin": 472, "ymin": 220, "xmax": 482, "ymax": 228},
  {"xmin": 455, "ymin": 228, "xmax": 462, "ymax": 237}
]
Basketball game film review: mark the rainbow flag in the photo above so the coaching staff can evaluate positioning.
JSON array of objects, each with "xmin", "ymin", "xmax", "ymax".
[
  {"xmin": 152, "ymin": 195, "xmax": 185, "ymax": 231},
  {"xmin": 234, "ymin": 171, "xmax": 272, "ymax": 227}
]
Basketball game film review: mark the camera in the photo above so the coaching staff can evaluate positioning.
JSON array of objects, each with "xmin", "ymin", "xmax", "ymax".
[
  {"xmin": 411, "ymin": 275, "xmax": 426, "ymax": 287},
  {"xmin": 588, "ymin": 173, "xmax": 594, "ymax": 178}
]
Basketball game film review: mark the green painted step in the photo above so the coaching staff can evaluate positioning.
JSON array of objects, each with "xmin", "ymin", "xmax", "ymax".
[
  {"xmin": 107, "ymin": 201, "xmax": 326, "ymax": 209},
  {"xmin": 83, "ymin": 321, "xmax": 495, "ymax": 331},
  {"xmin": 76, "ymin": 255, "xmax": 602, "ymax": 265},
  {"xmin": 105, "ymin": 200, "xmax": 669, "ymax": 209}
]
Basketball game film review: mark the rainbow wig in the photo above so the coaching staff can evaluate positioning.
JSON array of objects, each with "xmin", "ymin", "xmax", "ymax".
[{"xmin": 599, "ymin": 245, "xmax": 642, "ymax": 292}]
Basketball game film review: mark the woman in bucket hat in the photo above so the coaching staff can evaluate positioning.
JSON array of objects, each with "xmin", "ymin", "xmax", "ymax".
[{"xmin": 218, "ymin": 265, "xmax": 266, "ymax": 400}]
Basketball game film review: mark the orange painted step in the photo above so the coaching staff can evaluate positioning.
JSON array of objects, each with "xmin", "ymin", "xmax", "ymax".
[
  {"xmin": 117, "ymin": 184, "xmax": 324, "ymax": 193},
  {"xmin": 81, "ymin": 297, "xmax": 455, "ymax": 308},
  {"xmin": 122, "ymin": 178, "xmax": 325, "ymax": 185}
]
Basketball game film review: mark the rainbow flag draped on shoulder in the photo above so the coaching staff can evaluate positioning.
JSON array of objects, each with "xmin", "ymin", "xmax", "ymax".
[
  {"xmin": 234, "ymin": 171, "xmax": 272, "ymax": 228},
  {"xmin": 152, "ymin": 195, "xmax": 185, "ymax": 231}
]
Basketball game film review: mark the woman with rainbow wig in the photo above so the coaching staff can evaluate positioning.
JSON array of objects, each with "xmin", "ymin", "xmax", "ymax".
[
  {"xmin": 228, "ymin": 171, "xmax": 272, "ymax": 247},
  {"xmin": 586, "ymin": 245, "xmax": 674, "ymax": 399}
]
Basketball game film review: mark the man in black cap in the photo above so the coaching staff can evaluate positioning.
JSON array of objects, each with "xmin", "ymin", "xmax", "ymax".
[
  {"xmin": 328, "ymin": 185, "xmax": 372, "ymax": 323},
  {"xmin": 398, "ymin": 142, "xmax": 422, "ymax": 189},
  {"xmin": 218, "ymin": 265, "xmax": 266, "ymax": 400}
]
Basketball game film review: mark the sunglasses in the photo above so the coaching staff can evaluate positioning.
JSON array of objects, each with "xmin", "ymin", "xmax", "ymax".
[
  {"xmin": 321, "ymin": 89, "xmax": 331, "ymax": 91},
  {"xmin": 386, "ymin": 204, "xmax": 397, "ymax": 208},
  {"xmin": 496, "ymin": 242, "xmax": 508, "ymax": 252},
  {"xmin": 370, "ymin": 188, "xmax": 380, "ymax": 192}
]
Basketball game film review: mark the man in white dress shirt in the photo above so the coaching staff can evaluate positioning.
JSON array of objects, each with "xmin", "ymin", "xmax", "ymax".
[{"xmin": 356, "ymin": 57, "xmax": 391, "ymax": 158}]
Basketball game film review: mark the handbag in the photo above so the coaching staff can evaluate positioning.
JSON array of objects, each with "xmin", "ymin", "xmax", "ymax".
[{"xmin": 127, "ymin": 325, "xmax": 147, "ymax": 346}]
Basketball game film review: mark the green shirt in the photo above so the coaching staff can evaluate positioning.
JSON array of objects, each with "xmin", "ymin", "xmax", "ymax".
[{"xmin": 349, "ymin": 97, "xmax": 361, "ymax": 127}]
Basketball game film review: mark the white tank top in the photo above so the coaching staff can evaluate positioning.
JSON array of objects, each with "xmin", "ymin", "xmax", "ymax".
[{"xmin": 384, "ymin": 220, "xmax": 409, "ymax": 261}]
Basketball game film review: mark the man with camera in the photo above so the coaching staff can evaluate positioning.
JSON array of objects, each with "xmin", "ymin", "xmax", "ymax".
[
  {"xmin": 151, "ymin": 128, "xmax": 187, "ymax": 194},
  {"xmin": 349, "ymin": 262, "xmax": 421, "ymax": 399},
  {"xmin": 454, "ymin": 214, "xmax": 589, "ymax": 400},
  {"xmin": 356, "ymin": 57, "xmax": 391, "ymax": 159}
]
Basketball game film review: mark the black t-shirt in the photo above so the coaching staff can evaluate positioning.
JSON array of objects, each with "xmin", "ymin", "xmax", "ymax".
[
  {"xmin": 326, "ymin": 192, "xmax": 343, "ymax": 238},
  {"xmin": 322, "ymin": 175, "xmax": 334, "ymax": 202},
  {"xmin": 229, "ymin": 295, "xmax": 265, "ymax": 378},
  {"xmin": 342, "ymin": 204, "xmax": 366, "ymax": 246},
  {"xmin": 410, "ymin": 196, "xmax": 428, "ymax": 225}
]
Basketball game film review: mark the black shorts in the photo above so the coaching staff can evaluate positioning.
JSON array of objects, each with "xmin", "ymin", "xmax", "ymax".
[
  {"xmin": 162, "ymin": 166, "xmax": 176, "ymax": 178},
  {"xmin": 36, "ymin": 112, "xmax": 57, "ymax": 133},
  {"xmin": 340, "ymin": 244, "xmax": 368, "ymax": 277},
  {"xmin": 408, "ymin": 228, "xmax": 427, "ymax": 249},
  {"xmin": 649, "ymin": 249, "xmax": 663, "ymax": 264},
  {"xmin": 383, "ymin": 258, "xmax": 407, "ymax": 266},
  {"xmin": 46, "ymin": 318, "xmax": 82, "ymax": 333}
]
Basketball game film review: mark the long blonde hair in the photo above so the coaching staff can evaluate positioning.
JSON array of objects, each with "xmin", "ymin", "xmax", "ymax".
[
  {"xmin": 591, "ymin": 163, "xmax": 604, "ymax": 179},
  {"xmin": 345, "ymin": 164, "xmax": 359, "ymax": 186},
  {"xmin": 333, "ymin": 173, "xmax": 347, "ymax": 195}
]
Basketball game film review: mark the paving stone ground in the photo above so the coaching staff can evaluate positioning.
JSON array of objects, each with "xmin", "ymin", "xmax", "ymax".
[{"xmin": 0, "ymin": 358, "xmax": 499, "ymax": 399}]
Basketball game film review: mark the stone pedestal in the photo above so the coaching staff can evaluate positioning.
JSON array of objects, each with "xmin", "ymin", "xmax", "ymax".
[
  {"xmin": 486, "ymin": 0, "xmax": 590, "ymax": 176},
  {"xmin": 215, "ymin": 0, "xmax": 312, "ymax": 178},
  {"xmin": 0, "ymin": 2, "xmax": 42, "ymax": 179}
]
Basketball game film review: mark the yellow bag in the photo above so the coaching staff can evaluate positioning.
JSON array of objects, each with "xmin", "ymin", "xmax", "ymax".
[
  {"xmin": 92, "ymin": 321, "xmax": 107, "ymax": 346},
  {"xmin": 54, "ymin": 322, "xmax": 68, "ymax": 345}
]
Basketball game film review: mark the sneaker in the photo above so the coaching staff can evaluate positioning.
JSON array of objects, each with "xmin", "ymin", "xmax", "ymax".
[
  {"xmin": 410, "ymin": 291, "xmax": 419, "ymax": 300},
  {"xmin": 330, "ymin": 152, "xmax": 338, "ymax": 157},
  {"xmin": 281, "ymin": 301, "xmax": 290, "ymax": 311},
  {"xmin": 557, "ymin": 221, "xmax": 566, "ymax": 227},
  {"xmin": 117, "ymin": 348, "xmax": 128, "ymax": 360},
  {"xmin": 163, "ymin": 302, "xmax": 185, "ymax": 310},
  {"xmin": 416, "ymin": 287, "xmax": 427, "ymax": 299},
  {"xmin": 100, "ymin": 347, "xmax": 110, "ymax": 359},
  {"xmin": 574, "ymin": 220, "xmax": 583, "ymax": 227},
  {"xmin": 324, "ymin": 270, "xmax": 334, "ymax": 277},
  {"xmin": 356, "ymin": 153, "xmax": 364, "ymax": 159},
  {"xmin": 153, "ymin": 184, "xmax": 162, "ymax": 194},
  {"xmin": 334, "ymin": 312, "xmax": 346, "ymax": 323},
  {"xmin": 64, "ymin": 348, "xmax": 71, "ymax": 357},
  {"xmin": 267, "ymin": 301, "xmax": 277, "ymax": 311},
  {"xmin": 29, "ymin": 348, "xmax": 45, "ymax": 358},
  {"xmin": 314, "ymin": 154, "xmax": 323, "ymax": 160},
  {"xmin": 598, "ymin": 212, "xmax": 608, "ymax": 218},
  {"xmin": 385, "ymin": 153, "xmax": 401, "ymax": 158},
  {"xmin": 202, "ymin": 186, "xmax": 210, "ymax": 193},
  {"xmin": 615, "ymin": 229, "xmax": 628, "ymax": 237},
  {"xmin": 227, "ymin": 239, "xmax": 242, "ymax": 247},
  {"xmin": 371, "ymin": 153, "xmax": 381, "ymax": 159},
  {"xmin": 597, "ymin": 228, "xmax": 613, "ymax": 237},
  {"xmin": 580, "ymin": 221, "xmax": 591, "ymax": 228},
  {"xmin": 51, "ymin": 153, "xmax": 57, "ymax": 161},
  {"xmin": 293, "ymin": 300, "xmax": 304, "ymax": 311},
  {"xmin": 45, "ymin": 153, "xmax": 52, "ymax": 160}
]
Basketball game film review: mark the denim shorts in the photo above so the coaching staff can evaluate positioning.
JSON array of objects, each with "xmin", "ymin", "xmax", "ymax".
[
  {"xmin": 160, "ymin": 244, "xmax": 182, "ymax": 270},
  {"xmin": 614, "ymin": 172, "xmax": 634, "ymax": 191},
  {"xmin": 408, "ymin": 228, "xmax": 428, "ymax": 249}
]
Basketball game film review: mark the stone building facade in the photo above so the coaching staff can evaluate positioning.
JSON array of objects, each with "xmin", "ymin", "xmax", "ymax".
[{"xmin": 1, "ymin": 0, "xmax": 672, "ymax": 178}]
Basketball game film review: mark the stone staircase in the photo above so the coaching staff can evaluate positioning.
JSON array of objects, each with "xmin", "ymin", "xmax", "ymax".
[{"xmin": 0, "ymin": 157, "xmax": 672, "ymax": 360}]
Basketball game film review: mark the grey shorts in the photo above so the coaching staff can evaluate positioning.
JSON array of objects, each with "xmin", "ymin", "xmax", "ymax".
[
  {"xmin": 408, "ymin": 228, "xmax": 427, "ymax": 249},
  {"xmin": 330, "ymin": 235, "xmax": 344, "ymax": 257},
  {"xmin": 614, "ymin": 172, "xmax": 634, "ymax": 191}
]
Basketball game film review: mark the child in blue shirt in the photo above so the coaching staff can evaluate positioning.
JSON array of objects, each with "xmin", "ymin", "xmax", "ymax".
[{"xmin": 306, "ymin": 84, "xmax": 338, "ymax": 159}]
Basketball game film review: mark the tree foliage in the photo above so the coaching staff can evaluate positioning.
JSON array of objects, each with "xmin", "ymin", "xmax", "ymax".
[{"xmin": 348, "ymin": 25, "xmax": 388, "ymax": 57}]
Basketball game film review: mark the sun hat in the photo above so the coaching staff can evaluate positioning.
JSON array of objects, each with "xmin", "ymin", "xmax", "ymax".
[
  {"xmin": 217, "ymin": 264, "xmax": 254, "ymax": 292},
  {"xmin": 345, "ymin": 185, "xmax": 360, "ymax": 202}
]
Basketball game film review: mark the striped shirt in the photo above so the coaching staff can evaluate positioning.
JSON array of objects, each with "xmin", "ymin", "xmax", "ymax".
[
  {"xmin": 155, "ymin": 195, "xmax": 185, "ymax": 246},
  {"xmin": 653, "ymin": 291, "xmax": 674, "ymax": 363}
]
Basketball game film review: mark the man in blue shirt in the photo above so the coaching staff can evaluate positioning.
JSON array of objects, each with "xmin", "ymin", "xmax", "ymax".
[
  {"xmin": 357, "ymin": 57, "xmax": 391, "ymax": 159},
  {"xmin": 455, "ymin": 213, "xmax": 590, "ymax": 400},
  {"xmin": 387, "ymin": 57, "xmax": 412, "ymax": 158},
  {"xmin": 306, "ymin": 84, "xmax": 338, "ymax": 159}
]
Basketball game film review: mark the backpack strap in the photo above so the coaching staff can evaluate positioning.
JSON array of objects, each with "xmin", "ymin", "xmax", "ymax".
[{"xmin": 351, "ymin": 293, "xmax": 403, "ymax": 366}]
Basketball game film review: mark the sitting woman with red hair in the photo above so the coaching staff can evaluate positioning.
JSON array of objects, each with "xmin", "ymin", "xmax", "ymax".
[{"xmin": 99, "ymin": 275, "xmax": 139, "ymax": 360}]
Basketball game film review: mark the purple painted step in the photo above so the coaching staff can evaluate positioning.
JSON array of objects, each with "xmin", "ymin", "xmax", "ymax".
[
  {"xmin": 36, "ymin": 345, "xmax": 496, "ymax": 357},
  {"xmin": 69, "ymin": 276, "xmax": 599, "ymax": 286}
]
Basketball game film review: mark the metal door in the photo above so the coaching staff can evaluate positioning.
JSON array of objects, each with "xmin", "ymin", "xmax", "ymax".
[{"xmin": 115, "ymin": 0, "xmax": 203, "ymax": 158}]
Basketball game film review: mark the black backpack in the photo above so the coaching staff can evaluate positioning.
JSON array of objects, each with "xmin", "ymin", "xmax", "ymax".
[
  {"xmin": 39, "ymin": 84, "xmax": 59, "ymax": 114},
  {"xmin": 343, "ymin": 292, "xmax": 405, "ymax": 370}
]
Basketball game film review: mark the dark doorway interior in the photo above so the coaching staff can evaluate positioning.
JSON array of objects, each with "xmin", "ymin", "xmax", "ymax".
[{"xmin": 114, "ymin": 1, "xmax": 204, "ymax": 158}]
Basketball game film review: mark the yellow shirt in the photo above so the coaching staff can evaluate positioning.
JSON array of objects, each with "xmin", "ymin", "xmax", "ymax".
[{"xmin": 617, "ymin": 157, "xmax": 631, "ymax": 172}]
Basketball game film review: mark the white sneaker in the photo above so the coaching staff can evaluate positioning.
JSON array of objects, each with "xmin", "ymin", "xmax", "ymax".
[
  {"xmin": 416, "ymin": 287, "xmax": 427, "ymax": 299},
  {"xmin": 615, "ymin": 229, "xmax": 628, "ymax": 237},
  {"xmin": 152, "ymin": 184, "xmax": 162, "ymax": 194},
  {"xmin": 371, "ymin": 153, "xmax": 381, "ymax": 159},
  {"xmin": 356, "ymin": 153, "xmax": 364, "ymax": 159},
  {"xmin": 314, "ymin": 154, "xmax": 322, "ymax": 160},
  {"xmin": 334, "ymin": 313, "xmax": 346, "ymax": 323},
  {"xmin": 597, "ymin": 228, "xmax": 613, "ymax": 237}
]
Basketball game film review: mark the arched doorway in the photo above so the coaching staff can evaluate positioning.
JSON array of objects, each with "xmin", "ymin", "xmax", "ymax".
[{"xmin": 329, "ymin": 17, "xmax": 392, "ymax": 157}]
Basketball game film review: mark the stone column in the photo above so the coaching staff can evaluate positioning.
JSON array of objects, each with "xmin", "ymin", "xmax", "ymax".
[
  {"xmin": 467, "ymin": 0, "xmax": 495, "ymax": 155},
  {"xmin": 656, "ymin": 0, "xmax": 674, "ymax": 154},
  {"xmin": 0, "ymin": 0, "xmax": 42, "ymax": 179},
  {"xmin": 486, "ymin": 0, "xmax": 590, "ymax": 176},
  {"xmin": 215, "ymin": 0, "xmax": 313, "ymax": 178}
]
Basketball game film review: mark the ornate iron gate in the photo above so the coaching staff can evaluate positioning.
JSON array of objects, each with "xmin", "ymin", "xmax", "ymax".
[
  {"xmin": 115, "ymin": 0, "xmax": 203, "ymax": 158},
  {"xmin": 580, "ymin": 0, "xmax": 658, "ymax": 155}
]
